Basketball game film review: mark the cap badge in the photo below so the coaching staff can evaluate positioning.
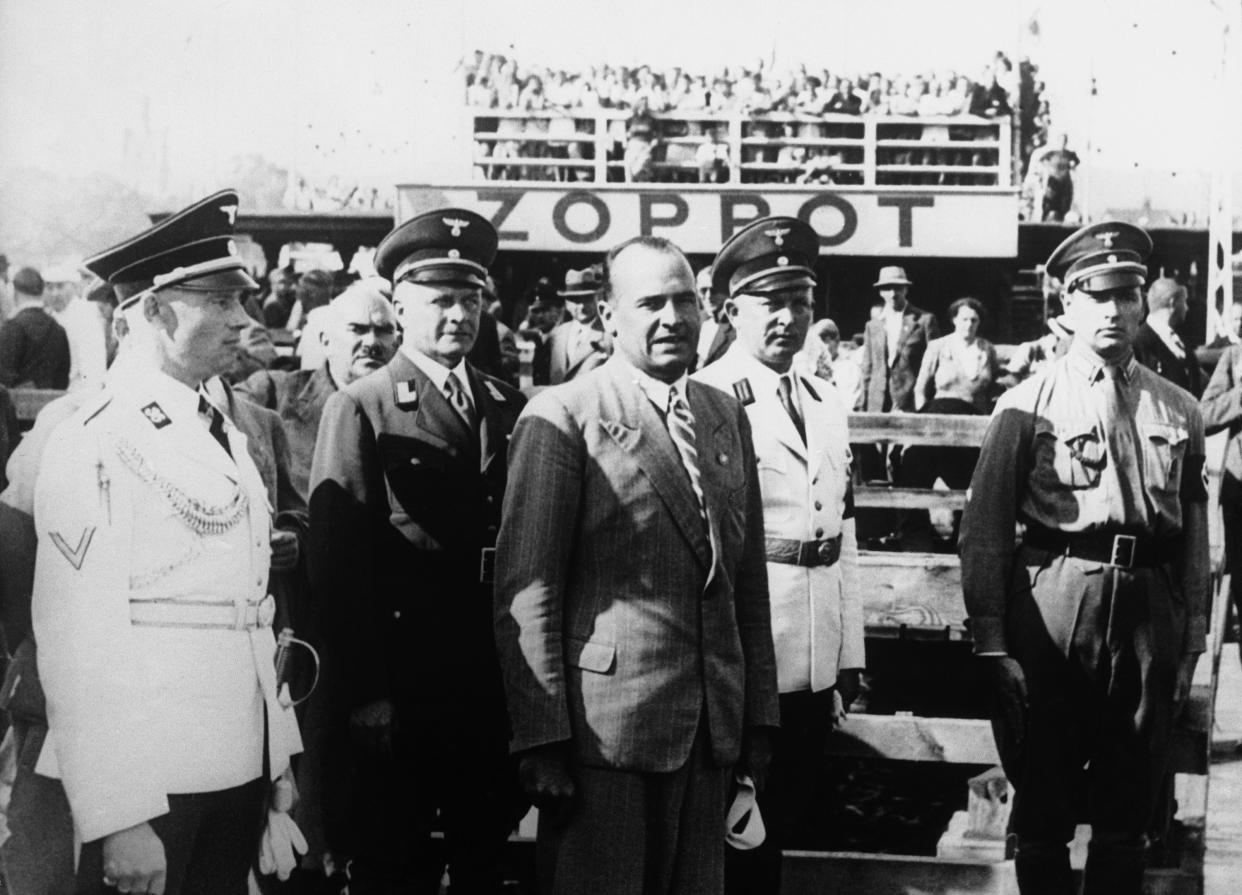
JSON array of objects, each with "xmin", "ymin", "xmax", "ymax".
[
  {"xmin": 220, "ymin": 204, "xmax": 238, "ymax": 226},
  {"xmin": 448, "ymin": 248, "xmax": 461, "ymax": 259},
  {"xmin": 227, "ymin": 239, "xmax": 238, "ymax": 256},
  {"xmin": 1096, "ymin": 230, "xmax": 1119, "ymax": 248},
  {"xmin": 443, "ymin": 217, "xmax": 470, "ymax": 237},
  {"xmin": 764, "ymin": 227, "xmax": 790, "ymax": 247},
  {"xmin": 777, "ymin": 256, "xmax": 789, "ymax": 266},
  {"xmin": 1108, "ymin": 254, "xmax": 1117, "ymax": 264},
  {"xmin": 140, "ymin": 401, "xmax": 171, "ymax": 429}
]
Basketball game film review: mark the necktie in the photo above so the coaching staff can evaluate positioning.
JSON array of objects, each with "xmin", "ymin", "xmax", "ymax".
[
  {"xmin": 445, "ymin": 372, "xmax": 476, "ymax": 431},
  {"xmin": 777, "ymin": 375, "xmax": 806, "ymax": 443},
  {"xmin": 197, "ymin": 394, "xmax": 232, "ymax": 458},
  {"xmin": 1170, "ymin": 332, "xmax": 1187, "ymax": 359},
  {"xmin": 666, "ymin": 386, "xmax": 708, "ymax": 527},
  {"xmin": 1100, "ymin": 366, "xmax": 1146, "ymax": 524}
]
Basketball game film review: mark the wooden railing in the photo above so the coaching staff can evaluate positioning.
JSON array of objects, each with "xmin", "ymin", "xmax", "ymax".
[{"xmin": 467, "ymin": 109, "xmax": 1013, "ymax": 188}]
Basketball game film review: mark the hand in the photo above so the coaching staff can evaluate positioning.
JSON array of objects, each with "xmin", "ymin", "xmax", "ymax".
[
  {"xmin": 270, "ymin": 529, "xmax": 300, "ymax": 572},
  {"xmin": 349, "ymin": 699, "xmax": 395, "ymax": 756},
  {"xmin": 984, "ymin": 655, "xmax": 1028, "ymax": 764},
  {"xmin": 1174, "ymin": 653, "xmax": 1201, "ymax": 710},
  {"xmin": 102, "ymin": 822, "xmax": 166, "ymax": 894},
  {"xmin": 738, "ymin": 727, "xmax": 775, "ymax": 796},
  {"xmin": 517, "ymin": 743, "xmax": 576, "ymax": 828},
  {"xmin": 836, "ymin": 669, "xmax": 862, "ymax": 712}
]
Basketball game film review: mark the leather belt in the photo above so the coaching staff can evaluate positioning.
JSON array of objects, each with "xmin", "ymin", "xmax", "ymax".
[
  {"xmin": 128, "ymin": 594, "xmax": 276, "ymax": 631},
  {"xmin": 1021, "ymin": 526, "xmax": 1179, "ymax": 570},
  {"xmin": 766, "ymin": 534, "xmax": 842, "ymax": 568}
]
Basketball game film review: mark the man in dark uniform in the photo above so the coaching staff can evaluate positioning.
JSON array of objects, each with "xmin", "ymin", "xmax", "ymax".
[
  {"xmin": 960, "ymin": 222, "xmax": 1209, "ymax": 895},
  {"xmin": 308, "ymin": 208, "xmax": 527, "ymax": 894},
  {"xmin": 1135, "ymin": 276, "xmax": 1201, "ymax": 396}
]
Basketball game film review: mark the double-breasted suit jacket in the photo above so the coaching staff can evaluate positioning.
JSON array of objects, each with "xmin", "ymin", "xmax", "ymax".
[
  {"xmin": 694, "ymin": 345, "xmax": 864, "ymax": 693},
  {"xmin": 859, "ymin": 303, "xmax": 940, "ymax": 412},
  {"xmin": 494, "ymin": 357, "xmax": 780, "ymax": 772},
  {"xmin": 309, "ymin": 349, "xmax": 525, "ymax": 730}
]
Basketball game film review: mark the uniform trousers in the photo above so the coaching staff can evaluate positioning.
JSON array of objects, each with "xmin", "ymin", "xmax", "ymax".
[
  {"xmin": 1003, "ymin": 548, "xmax": 1184, "ymax": 895},
  {"xmin": 538, "ymin": 721, "xmax": 730, "ymax": 895},
  {"xmin": 334, "ymin": 696, "xmax": 524, "ymax": 895},
  {"xmin": 724, "ymin": 688, "xmax": 836, "ymax": 895},
  {"xmin": 74, "ymin": 777, "xmax": 267, "ymax": 895},
  {"xmin": 1, "ymin": 722, "xmax": 75, "ymax": 895}
]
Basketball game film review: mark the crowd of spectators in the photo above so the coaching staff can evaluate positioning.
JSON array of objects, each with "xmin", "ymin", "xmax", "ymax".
[{"xmin": 462, "ymin": 50, "xmax": 1055, "ymax": 187}]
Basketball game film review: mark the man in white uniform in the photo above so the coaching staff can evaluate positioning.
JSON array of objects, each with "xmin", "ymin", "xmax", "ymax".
[
  {"xmin": 31, "ymin": 190, "xmax": 302, "ymax": 894},
  {"xmin": 694, "ymin": 216, "xmax": 864, "ymax": 895}
]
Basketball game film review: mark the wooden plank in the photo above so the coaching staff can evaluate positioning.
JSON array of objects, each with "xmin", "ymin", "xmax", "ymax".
[
  {"xmin": 856, "ymin": 486, "xmax": 967, "ymax": 510},
  {"xmin": 848, "ymin": 412, "xmax": 991, "ymax": 447},
  {"xmin": 827, "ymin": 714, "xmax": 999, "ymax": 764},
  {"xmin": 11, "ymin": 388, "xmax": 66, "ymax": 424},
  {"xmin": 859, "ymin": 551, "xmax": 967, "ymax": 634}
]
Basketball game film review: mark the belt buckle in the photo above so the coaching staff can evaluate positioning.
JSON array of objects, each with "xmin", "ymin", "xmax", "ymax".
[
  {"xmin": 1110, "ymin": 534, "xmax": 1137, "ymax": 569},
  {"xmin": 479, "ymin": 547, "xmax": 497, "ymax": 584},
  {"xmin": 797, "ymin": 541, "xmax": 818, "ymax": 567},
  {"xmin": 816, "ymin": 540, "xmax": 835, "ymax": 565}
]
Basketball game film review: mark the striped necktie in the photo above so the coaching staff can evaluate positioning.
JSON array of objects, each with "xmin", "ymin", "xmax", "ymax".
[
  {"xmin": 197, "ymin": 394, "xmax": 232, "ymax": 458},
  {"xmin": 445, "ymin": 371, "xmax": 476, "ymax": 431},
  {"xmin": 667, "ymin": 385, "xmax": 708, "ymax": 526},
  {"xmin": 777, "ymin": 374, "xmax": 806, "ymax": 443}
]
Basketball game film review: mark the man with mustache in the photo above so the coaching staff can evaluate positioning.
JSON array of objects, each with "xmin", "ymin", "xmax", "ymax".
[
  {"xmin": 239, "ymin": 277, "xmax": 398, "ymax": 501},
  {"xmin": 309, "ymin": 209, "xmax": 527, "ymax": 894},
  {"xmin": 495, "ymin": 235, "xmax": 778, "ymax": 895},
  {"xmin": 694, "ymin": 217, "xmax": 863, "ymax": 894},
  {"xmin": 960, "ymin": 222, "xmax": 1209, "ymax": 895}
]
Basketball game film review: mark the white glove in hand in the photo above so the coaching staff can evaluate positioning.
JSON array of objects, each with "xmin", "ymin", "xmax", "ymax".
[{"xmin": 257, "ymin": 777, "xmax": 307, "ymax": 880}]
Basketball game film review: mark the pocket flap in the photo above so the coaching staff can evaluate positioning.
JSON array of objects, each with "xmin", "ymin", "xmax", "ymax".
[
  {"xmin": 1143, "ymin": 424, "xmax": 1188, "ymax": 446},
  {"xmin": 1052, "ymin": 419, "xmax": 1098, "ymax": 442},
  {"xmin": 567, "ymin": 637, "xmax": 616, "ymax": 674}
]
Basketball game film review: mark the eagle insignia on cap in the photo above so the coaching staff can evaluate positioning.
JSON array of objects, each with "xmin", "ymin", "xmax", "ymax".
[
  {"xmin": 220, "ymin": 204, "xmax": 238, "ymax": 225},
  {"xmin": 443, "ymin": 217, "xmax": 470, "ymax": 237},
  {"xmin": 140, "ymin": 401, "xmax": 171, "ymax": 428},
  {"xmin": 1096, "ymin": 231, "xmax": 1119, "ymax": 248},
  {"xmin": 764, "ymin": 227, "xmax": 790, "ymax": 247}
]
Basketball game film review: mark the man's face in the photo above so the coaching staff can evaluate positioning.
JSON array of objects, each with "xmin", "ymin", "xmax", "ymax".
[
  {"xmin": 600, "ymin": 245, "xmax": 699, "ymax": 382},
  {"xmin": 270, "ymin": 271, "xmax": 296, "ymax": 304},
  {"xmin": 878, "ymin": 284, "xmax": 908, "ymax": 311},
  {"xmin": 567, "ymin": 295, "xmax": 599, "ymax": 326},
  {"xmin": 45, "ymin": 281, "xmax": 76, "ymax": 313},
  {"xmin": 322, "ymin": 293, "xmax": 398, "ymax": 385},
  {"xmin": 1170, "ymin": 290, "xmax": 1189, "ymax": 328},
  {"xmin": 1227, "ymin": 302, "xmax": 1242, "ymax": 338},
  {"xmin": 726, "ymin": 287, "xmax": 814, "ymax": 374},
  {"xmin": 1065, "ymin": 285, "xmax": 1144, "ymax": 361},
  {"xmin": 153, "ymin": 287, "xmax": 250, "ymax": 383},
  {"xmin": 528, "ymin": 303, "xmax": 559, "ymax": 334},
  {"xmin": 393, "ymin": 280, "xmax": 481, "ymax": 367}
]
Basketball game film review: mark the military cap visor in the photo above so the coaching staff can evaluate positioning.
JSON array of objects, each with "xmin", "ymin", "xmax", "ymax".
[
  {"xmin": 1046, "ymin": 221, "xmax": 1152, "ymax": 295},
  {"xmin": 375, "ymin": 208, "xmax": 498, "ymax": 288},
  {"xmin": 712, "ymin": 216, "xmax": 820, "ymax": 297}
]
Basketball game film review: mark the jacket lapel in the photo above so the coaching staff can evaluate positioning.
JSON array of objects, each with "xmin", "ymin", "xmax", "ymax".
[
  {"xmin": 386, "ymin": 353, "xmax": 473, "ymax": 451},
  {"xmin": 468, "ymin": 366, "xmax": 509, "ymax": 473},
  {"xmin": 602, "ymin": 362, "xmax": 711, "ymax": 570},
  {"xmin": 294, "ymin": 366, "xmax": 337, "ymax": 420},
  {"xmin": 800, "ymin": 375, "xmax": 839, "ymax": 481}
]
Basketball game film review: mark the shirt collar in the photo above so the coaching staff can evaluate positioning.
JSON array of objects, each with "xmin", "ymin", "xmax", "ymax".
[
  {"xmin": 109, "ymin": 357, "xmax": 205, "ymax": 421},
  {"xmin": 1067, "ymin": 340, "xmax": 1138, "ymax": 385},
  {"xmin": 401, "ymin": 345, "xmax": 471, "ymax": 395},
  {"xmin": 616, "ymin": 355, "xmax": 689, "ymax": 410}
]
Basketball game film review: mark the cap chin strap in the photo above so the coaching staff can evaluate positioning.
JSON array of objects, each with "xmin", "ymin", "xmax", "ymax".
[
  {"xmin": 394, "ymin": 255, "xmax": 488, "ymax": 284},
  {"xmin": 151, "ymin": 257, "xmax": 248, "ymax": 290}
]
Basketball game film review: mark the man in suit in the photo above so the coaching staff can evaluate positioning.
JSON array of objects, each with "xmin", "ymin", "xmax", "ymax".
[
  {"xmin": 240, "ymin": 278, "xmax": 398, "ymax": 500},
  {"xmin": 309, "ymin": 209, "xmax": 527, "ymax": 894},
  {"xmin": 1201, "ymin": 343, "xmax": 1242, "ymax": 667},
  {"xmin": 858, "ymin": 266, "xmax": 939, "ymax": 414},
  {"xmin": 0, "ymin": 267, "xmax": 71, "ymax": 390},
  {"xmin": 1136, "ymin": 276, "xmax": 1202, "ymax": 396},
  {"xmin": 693, "ymin": 217, "xmax": 864, "ymax": 894},
  {"xmin": 547, "ymin": 266, "xmax": 609, "ymax": 384},
  {"xmin": 494, "ymin": 235, "xmax": 779, "ymax": 895},
  {"xmin": 25, "ymin": 191, "xmax": 303, "ymax": 894},
  {"xmin": 694, "ymin": 266, "xmax": 735, "ymax": 371}
]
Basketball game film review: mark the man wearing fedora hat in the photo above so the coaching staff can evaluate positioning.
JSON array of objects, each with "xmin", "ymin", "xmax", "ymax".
[
  {"xmin": 858, "ymin": 266, "xmax": 939, "ymax": 415},
  {"xmin": 547, "ymin": 265, "xmax": 609, "ymax": 384}
]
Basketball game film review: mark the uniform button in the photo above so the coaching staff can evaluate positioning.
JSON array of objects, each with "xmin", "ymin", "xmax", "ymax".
[
  {"xmin": 814, "ymin": 501, "xmax": 823, "ymax": 511},
  {"xmin": 394, "ymin": 610, "xmax": 402, "ymax": 620},
  {"xmin": 812, "ymin": 477, "xmax": 819, "ymax": 485},
  {"xmin": 486, "ymin": 495, "xmax": 495, "ymax": 505},
  {"xmin": 815, "ymin": 528, "xmax": 824, "ymax": 538},
  {"xmin": 256, "ymin": 577, "xmax": 263, "ymax": 586}
]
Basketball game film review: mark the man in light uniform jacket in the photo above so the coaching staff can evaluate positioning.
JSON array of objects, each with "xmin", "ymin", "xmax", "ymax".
[
  {"xmin": 29, "ymin": 190, "xmax": 302, "ymax": 894},
  {"xmin": 694, "ymin": 216, "xmax": 863, "ymax": 894}
]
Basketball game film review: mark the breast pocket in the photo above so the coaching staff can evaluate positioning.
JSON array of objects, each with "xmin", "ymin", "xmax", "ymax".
[
  {"xmin": 1142, "ymin": 424, "xmax": 1188, "ymax": 495},
  {"xmin": 1033, "ymin": 419, "xmax": 1103, "ymax": 490}
]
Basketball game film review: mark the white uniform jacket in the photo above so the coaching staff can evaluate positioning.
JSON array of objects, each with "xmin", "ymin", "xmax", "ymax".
[
  {"xmin": 31, "ymin": 360, "xmax": 301, "ymax": 843},
  {"xmin": 695, "ymin": 344, "xmax": 864, "ymax": 692}
]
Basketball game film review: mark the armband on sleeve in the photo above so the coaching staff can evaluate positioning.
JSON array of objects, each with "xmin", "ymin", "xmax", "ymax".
[{"xmin": 1182, "ymin": 453, "xmax": 1208, "ymax": 503}]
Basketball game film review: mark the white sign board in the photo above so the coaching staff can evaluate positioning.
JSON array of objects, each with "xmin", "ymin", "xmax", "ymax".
[{"xmin": 397, "ymin": 184, "xmax": 1018, "ymax": 257}]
